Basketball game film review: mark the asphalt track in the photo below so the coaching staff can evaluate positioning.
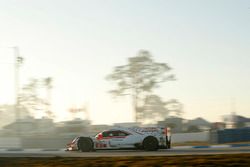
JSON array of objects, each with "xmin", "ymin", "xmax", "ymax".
[{"xmin": 0, "ymin": 147, "xmax": 249, "ymax": 157}]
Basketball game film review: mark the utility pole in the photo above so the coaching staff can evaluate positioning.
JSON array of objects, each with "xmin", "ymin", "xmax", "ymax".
[
  {"xmin": 13, "ymin": 46, "xmax": 23, "ymax": 123},
  {"xmin": 0, "ymin": 46, "xmax": 23, "ymax": 134},
  {"xmin": 231, "ymin": 97, "xmax": 237, "ymax": 128}
]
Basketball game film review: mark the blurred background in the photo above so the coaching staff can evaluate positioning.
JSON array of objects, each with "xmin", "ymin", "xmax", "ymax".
[{"xmin": 0, "ymin": 0, "xmax": 249, "ymax": 148}]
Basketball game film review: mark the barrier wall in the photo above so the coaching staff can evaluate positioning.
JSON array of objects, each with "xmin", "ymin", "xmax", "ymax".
[
  {"xmin": 21, "ymin": 137, "xmax": 72, "ymax": 149},
  {"xmin": 171, "ymin": 132, "xmax": 209, "ymax": 143},
  {"xmin": 0, "ymin": 137, "xmax": 22, "ymax": 148}
]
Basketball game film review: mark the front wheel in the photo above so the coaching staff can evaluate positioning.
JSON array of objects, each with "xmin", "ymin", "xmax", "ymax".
[{"xmin": 77, "ymin": 137, "xmax": 93, "ymax": 152}]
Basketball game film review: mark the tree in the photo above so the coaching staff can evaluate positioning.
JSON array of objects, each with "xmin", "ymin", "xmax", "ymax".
[
  {"xmin": 0, "ymin": 104, "xmax": 29, "ymax": 127},
  {"xmin": 19, "ymin": 77, "xmax": 54, "ymax": 119},
  {"xmin": 68, "ymin": 105, "xmax": 87, "ymax": 120},
  {"xmin": 19, "ymin": 78, "xmax": 44, "ymax": 117},
  {"xmin": 165, "ymin": 99, "xmax": 183, "ymax": 117},
  {"xmin": 186, "ymin": 125, "xmax": 201, "ymax": 133},
  {"xmin": 106, "ymin": 50, "xmax": 175, "ymax": 122},
  {"xmin": 138, "ymin": 96, "xmax": 183, "ymax": 124},
  {"xmin": 139, "ymin": 95, "xmax": 169, "ymax": 124},
  {"xmin": 43, "ymin": 77, "xmax": 54, "ymax": 118}
]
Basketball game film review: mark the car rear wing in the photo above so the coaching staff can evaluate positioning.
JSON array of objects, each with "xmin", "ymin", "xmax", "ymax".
[
  {"xmin": 164, "ymin": 127, "xmax": 171, "ymax": 137},
  {"xmin": 164, "ymin": 127, "xmax": 171, "ymax": 149}
]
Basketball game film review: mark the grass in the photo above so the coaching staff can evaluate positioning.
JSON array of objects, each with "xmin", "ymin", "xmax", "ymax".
[
  {"xmin": 172, "ymin": 141, "xmax": 210, "ymax": 146},
  {"xmin": 172, "ymin": 141, "xmax": 250, "ymax": 146},
  {"xmin": 0, "ymin": 154, "xmax": 250, "ymax": 167}
]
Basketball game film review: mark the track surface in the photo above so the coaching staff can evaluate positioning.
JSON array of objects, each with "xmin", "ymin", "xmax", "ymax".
[{"xmin": 0, "ymin": 147, "xmax": 249, "ymax": 157}]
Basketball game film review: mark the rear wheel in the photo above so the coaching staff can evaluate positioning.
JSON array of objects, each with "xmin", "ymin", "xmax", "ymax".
[
  {"xmin": 143, "ymin": 136, "xmax": 159, "ymax": 151},
  {"xmin": 77, "ymin": 137, "xmax": 93, "ymax": 152}
]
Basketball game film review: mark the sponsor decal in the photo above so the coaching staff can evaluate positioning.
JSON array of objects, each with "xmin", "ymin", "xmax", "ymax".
[
  {"xmin": 102, "ymin": 136, "xmax": 126, "ymax": 139},
  {"xmin": 96, "ymin": 141, "xmax": 108, "ymax": 148}
]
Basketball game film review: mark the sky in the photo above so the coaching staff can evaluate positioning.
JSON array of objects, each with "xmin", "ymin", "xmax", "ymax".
[{"xmin": 0, "ymin": 0, "xmax": 249, "ymax": 124}]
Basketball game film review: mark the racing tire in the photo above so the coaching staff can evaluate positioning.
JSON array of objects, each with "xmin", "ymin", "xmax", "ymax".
[
  {"xmin": 77, "ymin": 137, "xmax": 94, "ymax": 152},
  {"xmin": 143, "ymin": 136, "xmax": 159, "ymax": 151}
]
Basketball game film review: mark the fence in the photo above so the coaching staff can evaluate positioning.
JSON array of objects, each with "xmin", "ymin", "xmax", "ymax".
[{"xmin": 213, "ymin": 127, "xmax": 250, "ymax": 144}]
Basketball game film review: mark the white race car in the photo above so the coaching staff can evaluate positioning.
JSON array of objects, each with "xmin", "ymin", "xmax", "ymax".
[{"xmin": 66, "ymin": 126, "xmax": 171, "ymax": 151}]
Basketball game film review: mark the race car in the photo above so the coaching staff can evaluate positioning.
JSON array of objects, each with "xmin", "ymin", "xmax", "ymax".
[{"xmin": 66, "ymin": 126, "xmax": 171, "ymax": 152}]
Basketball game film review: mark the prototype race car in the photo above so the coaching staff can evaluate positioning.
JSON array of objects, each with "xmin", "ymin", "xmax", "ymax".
[{"xmin": 66, "ymin": 126, "xmax": 171, "ymax": 152}]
